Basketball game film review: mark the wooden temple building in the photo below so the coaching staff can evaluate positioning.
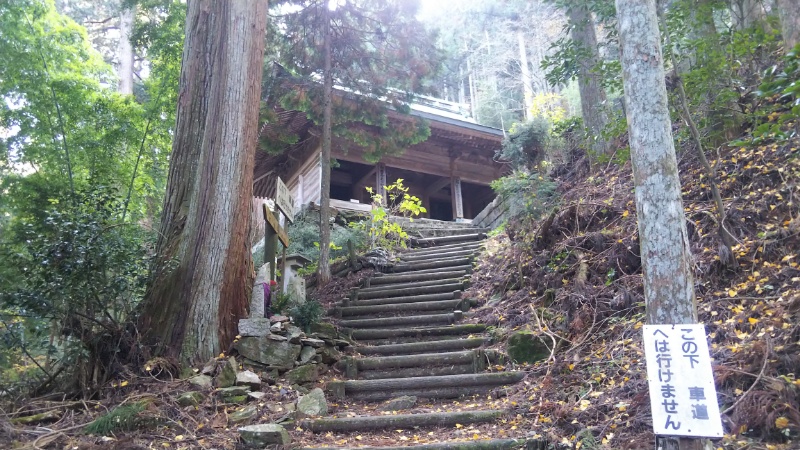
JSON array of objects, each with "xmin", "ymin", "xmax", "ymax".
[{"xmin": 253, "ymin": 71, "xmax": 508, "ymax": 222}]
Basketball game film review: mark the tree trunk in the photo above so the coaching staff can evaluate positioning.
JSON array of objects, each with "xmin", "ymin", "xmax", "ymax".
[
  {"xmin": 731, "ymin": 0, "xmax": 765, "ymax": 30},
  {"xmin": 778, "ymin": 0, "xmax": 800, "ymax": 49},
  {"xmin": 117, "ymin": 7, "xmax": 134, "ymax": 95},
  {"xmin": 616, "ymin": 0, "xmax": 701, "ymax": 445},
  {"xmin": 568, "ymin": 4, "xmax": 610, "ymax": 154},
  {"xmin": 317, "ymin": 4, "xmax": 333, "ymax": 285},
  {"xmin": 139, "ymin": 0, "xmax": 269, "ymax": 367},
  {"xmin": 518, "ymin": 31, "xmax": 534, "ymax": 121}
]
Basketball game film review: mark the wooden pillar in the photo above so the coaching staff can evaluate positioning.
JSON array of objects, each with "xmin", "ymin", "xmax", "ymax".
[
  {"xmin": 451, "ymin": 176, "xmax": 463, "ymax": 220},
  {"xmin": 376, "ymin": 163, "xmax": 387, "ymax": 205}
]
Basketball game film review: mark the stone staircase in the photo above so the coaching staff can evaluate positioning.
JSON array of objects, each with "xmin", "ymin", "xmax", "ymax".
[{"xmin": 297, "ymin": 227, "xmax": 531, "ymax": 449}]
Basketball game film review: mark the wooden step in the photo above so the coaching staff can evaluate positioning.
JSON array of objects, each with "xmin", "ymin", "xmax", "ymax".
[
  {"xmin": 411, "ymin": 233, "xmax": 486, "ymax": 247},
  {"xmin": 328, "ymin": 372, "xmax": 525, "ymax": 401},
  {"xmin": 355, "ymin": 282, "xmax": 464, "ymax": 300},
  {"xmin": 400, "ymin": 249, "xmax": 477, "ymax": 262},
  {"xmin": 350, "ymin": 350, "xmax": 480, "ymax": 371},
  {"xmin": 367, "ymin": 270, "xmax": 467, "ymax": 286},
  {"xmin": 392, "ymin": 257, "xmax": 472, "ymax": 273},
  {"xmin": 400, "ymin": 241, "xmax": 484, "ymax": 255},
  {"xmin": 380, "ymin": 265, "xmax": 473, "ymax": 277},
  {"xmin": 339, "ymin": 311, "xmax": 462, "ymax": 329},
  {"xmin": 297, "ymin": 409, "xmax": 505, "ymax": 432},
  {"xmin": 356, "ymin": 337, "xmax": 487, "ymax": 355},
  {"xmin": 341, "ymin": 291, "xmax": 457, "ymax": 308},
  {"xmin": 358, "ymin": 278, "xmax": 463, "ymax": 293},
  {"xmin": 358, "ymin": 364, "xmax": 477, "ymax": 380},
  {"xmin": 336, "ymin": 299, "xmax": 464, "ymax": 319},
  {"xmin": 347, "ymin": 324, "xmax": 487, "ymax": 340}
]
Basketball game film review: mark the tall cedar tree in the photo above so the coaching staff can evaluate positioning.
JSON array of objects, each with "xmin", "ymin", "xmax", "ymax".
[
  {"xmin": 267, "ymin": 0, "xmax": 440, "ymax": 283},
  {"xmin": 139, "ymin": 0, "xmax": 269, "ymax": 366},
  {"xmin": 616, "ymin": 1, "xmax": 705, "ymax": 448}
]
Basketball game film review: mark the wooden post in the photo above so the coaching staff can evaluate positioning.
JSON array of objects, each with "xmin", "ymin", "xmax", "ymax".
[
  {"xmin": 280, "ymin": 246, "xmax": 287, "ymax": 292},
  {"xmin": 347, "ymin": 239, "xmax": 358, "ymax": 270},
  {"xmin": 451, "ymin": 176, "xmax": 464, "ymax": 220},
  {"xmin": 263, "ymin": 204, "xmax": 290, "ymax": 282},
  {"xmin": 376, "ymin": 163, "xmax": 387, "ymax": 205}
]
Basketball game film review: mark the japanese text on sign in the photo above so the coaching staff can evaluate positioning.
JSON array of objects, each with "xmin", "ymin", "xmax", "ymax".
[
  {"xmin": 643, "ymin": 324, "xmax": 723, "ymax": 438},
  {"xmin": 275, "ymin": 177, "xmax": 295, "ymax": 223}
]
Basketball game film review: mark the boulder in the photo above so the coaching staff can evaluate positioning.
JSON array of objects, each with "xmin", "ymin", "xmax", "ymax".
[
  {"xmin": 215, "ymin": 356, "xmax": 238, "ymax": 388},
  {"xmin": 229, "ymin": 405, "xmax": 258, "ymax": 424},
  {"xmin": 187, "ymin": 374, "xmax": 212, "ymax": 388},
  {"xmin": 507, "ymin": 331, "xmax": 551, "ymax": 364},
  {"xmin": 177, "ymin": 391, "xmax": 205, "ymax": 407},
  {"xmin": 300, "ymin": 338, "xmax": 325, "ymax": 348},
  {"xmin": 270, "ymin": 314, "xmax": 290, "ymax": 323},
  {"xmin": 234, "ymin": 337, "xmax": 301, "ymax": 370},
  {"xmin": 236, "ymin": 370, "xmax": 261, "ymax": 390},
  {"xmin": 285, "ymin": 325, "xmax": 304, "ymax": 344},
  {"xmin": 296, "ymin": 388, "xmax": 327, "ymax": 417},
  {"xmin": 319, "ymin": 346, "xmax": 341, "ymax": 365},
  {"xmin": 379, "ymin": 395, "xmax": 417, "ymax": 411},
  {"xmin": 248, "ymin": 391, "xmax": 266, "ymax": 401},
  {"xmin": 238, "ymin": 318, "xmax": 272, "ymax": 337},
  {"xmin": 285, "ymin": 364, "xmax": 319, "ymax": 384},
  {"xmin": 270, "ymin": 322, "xmax": 283, "ymax": 333},
  {"xmin": 217, "ymin": 385, "xmax": 250, "ymax": 403},
  {"xmin": 298, "ymin": 346, "xmax": 317, "ymax": 365},
  {"xmin": 238, "ymin": 423, "xmax": 291, "ymax": 447},
  {"xmin": 310, "ymin": 322, "xmax": 337, "ymax": 338}
]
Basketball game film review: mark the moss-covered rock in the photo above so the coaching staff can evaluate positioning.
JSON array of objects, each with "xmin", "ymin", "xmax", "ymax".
[
  {"xmin": 234, "ymin": 337, "xmax": 301, "ymax": 370},
  {"xmin": 177, "ymin": 391, "xmax": 205, "ymax": 407},
  {"xmin": 285, "ymin": 364, "xmax": 319, "ymax": 384},
  {"xmin": 507, "ymin": 331, "xmax": 550, "ymax": 364}
]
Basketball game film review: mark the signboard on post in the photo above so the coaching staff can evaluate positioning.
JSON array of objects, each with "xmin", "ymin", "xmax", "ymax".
[
  {"xmin": 275, "ymin": 177, "xmax": 295, "ymax": 223},
  {"xmin": 643, "ymin": 324, "xmax": 724, "ymax": 438}
]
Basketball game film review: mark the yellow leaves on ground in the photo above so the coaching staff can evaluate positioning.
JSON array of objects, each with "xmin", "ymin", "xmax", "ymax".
[{"xmin": 775, "ymin": 416, "xmax": 790, "ymax": 429}]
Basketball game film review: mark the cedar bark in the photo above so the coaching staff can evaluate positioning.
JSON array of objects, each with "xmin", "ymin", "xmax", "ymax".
[
  {"xmin": 139, "ymin": 0, "xmax": 269, "ymax": 366},
  {"xmin": 318, "ymin": 5, "xmax": 333, "ymax": 285},
  {"xmin": 616, "ymin": 1, "xmax": 702, "ymax": 448},
  {"xmin": 568, "ymin": 3, "xmax": 610, "ymax": 154},
  {"xmin": 778, "ymin": 0, "xmax": 800, "ymax": 49},
  {"xmin": 117, "ymin": 7, "xmax": 134, "ymax": 95}
]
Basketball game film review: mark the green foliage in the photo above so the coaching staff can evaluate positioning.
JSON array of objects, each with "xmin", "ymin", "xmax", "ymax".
[
  {"xmin": 286, "ymin": 208, "xmax": 367, "ymax": 263},
  {"xmin": 491, "ymin": 170, "xmax": 559, "ymax": 221},
  {"xmin": 356, "ymin": 179, "xmax": 426, "ymax": 250},
  {"xmin": 270, "ymin": 292, "xmax": 292, "ymax": 315},
  {"xmin": 85, "ymin": 402, "xmax": 147, "ymax": 435},
  {"xmin": 742, "ymin": 44, "xmax": 800, "ymax": 144},
  {"xmin": 500, "ymin": 118, "xmax": 552, "ymax": 170},
  {"xmin": 289, "ymin": 299, "xmax": 323, "ymax": 334}
]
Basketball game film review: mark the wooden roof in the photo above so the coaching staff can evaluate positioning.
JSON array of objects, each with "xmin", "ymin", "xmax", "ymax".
[{"xmin": 253, "ymin": 75, "xmax": 508, "ymax": 198}]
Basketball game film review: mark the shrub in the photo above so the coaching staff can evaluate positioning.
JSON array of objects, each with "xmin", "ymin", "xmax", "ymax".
[
  {"xmin": 289, "ymin": 299, "xmax": 324, "ymax": 333},
  {"xmin": 499, "ymin": 117, "xmax": 553, "ymax": 170},
  {"xmin": 491, "ymin": 170, "xmax": 559, "ymax": 221}
]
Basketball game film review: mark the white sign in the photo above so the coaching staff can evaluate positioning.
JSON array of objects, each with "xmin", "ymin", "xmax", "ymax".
[
  {"xmin": 643, "ymin": 324, "xmax": 724, "ymax": 438},
  {"xmin": 275, "ymin": 177, "xmax": 295, "ymax": 223}
]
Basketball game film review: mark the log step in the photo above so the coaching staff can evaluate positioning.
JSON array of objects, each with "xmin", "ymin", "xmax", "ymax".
[
  {"xmin": 356, "ymin": 282, "xmax": 465, "ymax": 300},
  {"xmin": 356, "ymin": 337, "xmax": 488, "ymax": 355},
  {"xmin": 411, "ymin": 233, "xmax": 486, "ymax": 247},
  {"xmin": 400, "ymin": 249, "xmax": 477, "ymax": 262},
  {"xmin": 336, "ymin": 299, "xmax": 464, "ymax": 318},
  {"xmin": 368, "ymin": 270, "xmax": 468, "ymax": 286},
  {"xmin": 352, "ymin": 350, "xmax": 479, "ymax": 371},
  {"xmin": 347, "ymin": 323, "xmax": 487, "ymax": 340},
  {"xmin": 330, "ymin": 372, "xmax": 524, "ymax": 397},
  {"xmin": 298, "ymin": 409, "xmax": 505, "ymax": 433},
  {"xmin": 338, "ymin": 385, "xmax": 510, "ymax": 402},
  {"xmin": 358, "ymin": 364, "xmax": 477, "ymax": 380},
  {"xmin": 403, "ymin": 241, "xmax": 484, "ymax": 255},
  {"xmin": 357, "ymin": 278, "xmax": 463, "ymax": 294},
  {"xmin": 296, "ymin": 439, "xmax": 530, "ymax": 450},
  {"xmin": 383, "ymin": 265, "xmax": 473, "ymax": 277},
  {"xmin": 392, "ymin": 257, "xmax": 472, "ymax": 273},
  {"xmin": 339, "ymin": 311, "xmax": 462, "ymax": 329},
  {"xmin": 342, "ymin": 291, "xmax": 457, "ymax": 308}
]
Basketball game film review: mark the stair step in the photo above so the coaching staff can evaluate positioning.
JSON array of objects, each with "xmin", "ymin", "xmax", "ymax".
[
  {"xmin": 348, "ymin": 324, "xmax": 487, "ymax": 340},
  {"xmin": 297, "ymin": 438, "xmax": 531, "ymax": 450},
  {"xmin": 342, "ymin": 291, "xmax": 457, "ymax": 307},
  {"xmin": 358, "ymin": 363, "xmax": 477, "ymax": 380},
  {"xmin": 368, "ymin": 270, "xmax": 467, "ymax": 286},
  {"xmin": 411, "ymin": 233, "xmax": 486, "ymax": 247},
  {"xmin": 358, "ymin": 278, "xmax": 463, "ymax": 293},
  {"xmin": 339, "ymin": 311, "xmax": 462, "ymax": 329},
  {"xmin": 328, "ymin": 372, "xmax": 525, "ymax": 401},
  {"xmin": 406, "ymin": 227, "xmax": 491, "ymax": 237},
  {"xmin": 351, "ymin": 350, "xmax": 481, "ymax": 371},
  {"xmin": 356, "ymin": 282, "xmax": 464, "ymax": 300},
  {"xmin": 337, "ymin": 299, "xmax": 465, "ymax": 319},
  {"xmin": 392, "ymin": 257, "xmax": 472, "ymax": 273},
  {"xmin": 297, "ymin": 409, "xmax": 505, "ymax": 433},
  {"xmin": 400, "ymin": 249, "xmax": 478, "ymax": 262},
  {"xmin": 383, "ymin": 265, "xmax": 472, "ymax": 277},
  {"xmin": 356, "ymin": 338, "xmax": 487, "ymax": 355},
  {"xmin": 400, "ymin": 241, "xmax": 483, "ymax": 257}
]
